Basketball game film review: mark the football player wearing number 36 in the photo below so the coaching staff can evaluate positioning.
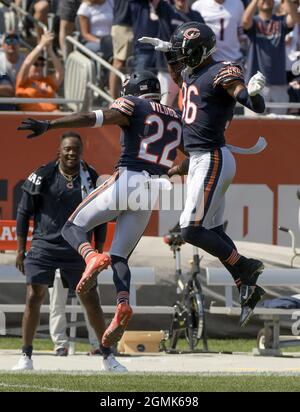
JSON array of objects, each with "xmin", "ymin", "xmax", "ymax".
[
  {"xmin": 18, "ymin": 70, "xmax": 182, "ymax": 349},
  {"xmin": 139, "ymin": 21, "xmax": 267, "ymax": 328}
]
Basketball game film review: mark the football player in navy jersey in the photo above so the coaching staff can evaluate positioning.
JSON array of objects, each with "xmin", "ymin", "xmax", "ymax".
[
  {"xmin": 18, "ymin": 70, "xmax": 182, "ymax": 348},
  {"xmin": 140, "ymin": 21, "xmax": 267, "ymax": 327}
]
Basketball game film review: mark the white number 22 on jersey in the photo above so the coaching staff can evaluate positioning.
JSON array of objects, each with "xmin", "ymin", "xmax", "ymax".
[{"xmin": 138, "ymin": 114, "xmax": 181, "ymax": 168}]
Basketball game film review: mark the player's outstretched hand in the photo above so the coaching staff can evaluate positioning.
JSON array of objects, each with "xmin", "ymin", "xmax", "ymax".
[
  {"xmin": 247, "ymin": 71, "xmax": 266, "ymax": 96},
  {"xmin": 138, "ymin": 37, "xmax": 172, "ymax": 52},
  {"xmin": 17, "ymin": 118, "xmax": 51, "ymax": 138}
]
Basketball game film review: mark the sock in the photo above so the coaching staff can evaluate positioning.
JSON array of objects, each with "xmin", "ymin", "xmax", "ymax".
[
  {"xmin": 211, "ymin": 225, "xmax": 241, "ymax": 290},
  {"xmin": 223, "ymin": 249, "xmax": 241, "ymax": 266},
  {"xmin": 111, "ymin": 255, "xmax": 131, "ymax": 295},
  {"xmin": 182, "ymin": 226, "xmax": 234, "ymax": 261},
  {"xmin": 62, "ymin": 220, "xmax": 90, "ymax": 252},
  {"xmin": 22, "ymin": 345, "xmax": 33, "ymax": 359},
  {"xmin": 117, "ymin": 291, "xmax": 130, "ymax": 305},
  {"xmin": 100, "ymin": 344, "xmax": 112, "ymax": 359},
  {"xmin": 78, "ymin": 242, "xmax": 98, "ymax": 263}
]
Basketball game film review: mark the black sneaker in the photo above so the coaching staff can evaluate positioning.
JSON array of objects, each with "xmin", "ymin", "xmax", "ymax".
[
  {"xmin": 55, "ymin": 347, "xmax": 68, "ymax": 356},
  {"xmin": 239, "ymin": 258, "xmax": 265, "ymax": 285},
  {"xmin": 240, "ymin": 285, "xmax": 266, "ymax": 328}
]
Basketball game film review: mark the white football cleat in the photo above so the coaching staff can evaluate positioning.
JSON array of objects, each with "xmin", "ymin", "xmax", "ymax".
[
  {"xmin": 12, "ymin": 353, "xmax": 33, "ymax": 371},
  {"xmin": 102, "ymin": 354, "xmax": 128, "ymax": 372}
]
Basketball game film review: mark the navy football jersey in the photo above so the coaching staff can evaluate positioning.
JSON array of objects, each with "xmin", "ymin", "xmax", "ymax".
[
  {"xmin": 181, "ymin": 61, "xmax": 244, "ymax": 152},
  {"xmin": 110, "ymin": 96, "xmax": 182, "ymax": 176}
]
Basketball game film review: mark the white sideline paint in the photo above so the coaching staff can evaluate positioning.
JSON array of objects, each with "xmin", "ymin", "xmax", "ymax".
[{"xmin": 2, "ymin": 352, "xmax": 300, "ymax": 374}]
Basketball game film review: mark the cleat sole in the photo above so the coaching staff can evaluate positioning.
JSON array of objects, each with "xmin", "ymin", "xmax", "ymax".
[
  {"xmin": 102, "ymin": 325, "xmax": 126, "ymax": 347},
  {"xmin": 102, "ymin": 310, "xmax": 132, "ymax": 347},
  {"xmin": 76, "ymin": 258, "xmax": 110, "ymax": 295}
]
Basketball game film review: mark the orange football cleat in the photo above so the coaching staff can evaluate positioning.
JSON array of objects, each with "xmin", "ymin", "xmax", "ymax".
[
  {"xmin": 102, "ymin": 302, "xmax": 133, "ymax": 347},
  {"xmin": 76, "ymin": 253, "xmax": 111, "ymax": 295}
]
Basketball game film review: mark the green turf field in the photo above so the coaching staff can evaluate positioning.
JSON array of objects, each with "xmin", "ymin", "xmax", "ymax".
[
  {"xmin": 0, "ymin": 373, "xmax": 300, "ymax": 392},
  {"xmin": 1, "ymin": 337, "xmax": 300, "ymax": 392},
  {"xmin": 1, "ymin": 336, "xmax": 300, "ymax": 353}
]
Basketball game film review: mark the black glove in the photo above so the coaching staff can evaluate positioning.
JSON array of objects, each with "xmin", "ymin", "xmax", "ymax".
[{"xmin": 17, "ymin": 118, "xmax": 51, "ymax": 138}]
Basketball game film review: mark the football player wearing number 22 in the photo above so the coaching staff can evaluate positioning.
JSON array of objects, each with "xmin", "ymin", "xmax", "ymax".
[{"xmin": 17, "ymin": 70, "xmax": 183, "ymax": 348}]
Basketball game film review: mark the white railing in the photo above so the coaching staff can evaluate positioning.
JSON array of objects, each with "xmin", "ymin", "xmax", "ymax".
[
  {"xmin": 66, "ymin": 35, "xmax": 125, "ymax": 104},
  {"xmin": 0, "ymin": 0, "xmax": 47, "ymax": 32},
  {"xmin": 0, "ymin": 97, "xmax": 83, "ymax": 111},
  {"xmin": 236, "ymin": 102, "xmax": 300, "ymax": 110},
  {"xmin": 265, "ymin": 102, "xmax": 300, "ymax": 109}
]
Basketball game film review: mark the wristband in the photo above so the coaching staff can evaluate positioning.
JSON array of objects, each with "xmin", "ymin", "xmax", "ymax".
[{"xmin": 92, "ymin": 110, "xmax": 104, "ymax": 127}]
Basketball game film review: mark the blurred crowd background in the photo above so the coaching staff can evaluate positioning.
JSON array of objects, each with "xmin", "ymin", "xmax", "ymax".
[{"xmin": 0, "ymin": 0, "xmax": 299, "ymax": 114}]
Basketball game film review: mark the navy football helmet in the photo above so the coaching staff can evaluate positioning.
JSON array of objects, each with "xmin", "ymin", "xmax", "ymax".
[
  {"xmin": 121, "ymin": 70, "xmax": 161, "ymax": 101},
  {"xmin": 169, "ymin": 22, "xmax": 216, "ymax": 69}
]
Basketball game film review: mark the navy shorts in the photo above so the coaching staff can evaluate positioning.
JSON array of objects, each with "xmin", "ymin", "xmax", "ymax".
[{"xmin": 24, "ymin": 250, "xmax": 85, "ymax": 291}]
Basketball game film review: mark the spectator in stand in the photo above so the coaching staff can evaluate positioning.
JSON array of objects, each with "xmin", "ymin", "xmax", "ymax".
[
  {"xmin": 15, "ymin": 0, "xmax": 59, "ymax": 42},
  {"xmin": 16, "ymin": 31, "xmax": 64, "ymax": 112},
  {"xmin": 57, "ymin": 0, "xmax": 81, "ymax": 61},
  {"xmin": 243, "ymin": 0, "xmax": 299, "ymax": 114},
  {"xmin": 109, "ymin": 0, "xmax": 133, "ymax": 99},
  {"xmin": 191, "ymin": 0, "xmax": 245, "ymax": 64},
  {"xmin": 288, "ymin": 75, "xmax": 300, "ymax": 114},
  {"xmin": 77, "ymin": 0, "xmax": 113, "ymax": 58},
  {"xmin": 130, "ymin": 0, "xmax": 160, "ymax": 73},
  {"xmin": 281, "ymin": 0, "xmax": 300, "ymax": 82},
  {"xmin": 153, "ymin": 0, "xmax": 204, "ymax": 106},
  {"xmin": 0, "ymin": 69, "xmax": 15, "ymax": 110},
  {"xmin": 0, "ymin": 32, "xmax": 25, "ymax": 87}
]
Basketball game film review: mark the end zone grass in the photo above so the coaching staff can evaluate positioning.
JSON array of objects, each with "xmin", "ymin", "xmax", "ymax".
[{"xmin": 0, "ymin": 373, "xmax": 300, "ymax": 392}]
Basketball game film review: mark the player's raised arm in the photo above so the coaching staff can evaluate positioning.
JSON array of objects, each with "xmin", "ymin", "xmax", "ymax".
[
  {"xmin": 17, "ymin": 108, "xmax": 130, "ymax": 139},
  {"xmin": 229, "ymin": 72, "xmax": 266, "ymax": 114},
  {"xmin": 213, "ymin": 64, "xmax": 266, "ymax": 114},
  {"xmin": 138, "ymin": 36, "xmax": 183, "ymax": 86}
]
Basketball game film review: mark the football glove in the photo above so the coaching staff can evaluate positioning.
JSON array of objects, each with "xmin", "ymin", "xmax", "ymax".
[
  {"xmin": 17, "ymin": 118, "xmax": 51, "ymax": 138},
  {"xmin": 138, "ymin": 36, "xmax": 172, "ymax": 52},
  {"xmin": 247, "ymin": 71, "xmax": 266, "ymax": 96}
]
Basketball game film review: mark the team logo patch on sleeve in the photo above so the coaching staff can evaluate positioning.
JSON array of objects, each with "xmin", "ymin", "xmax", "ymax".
[
  {"xmin": 213, "ymin": 64, "xmax": 245, "ymax": 88},
  {"xmin": 110, "ymin": 97, "xmax": 135, "ymax": 116}
]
